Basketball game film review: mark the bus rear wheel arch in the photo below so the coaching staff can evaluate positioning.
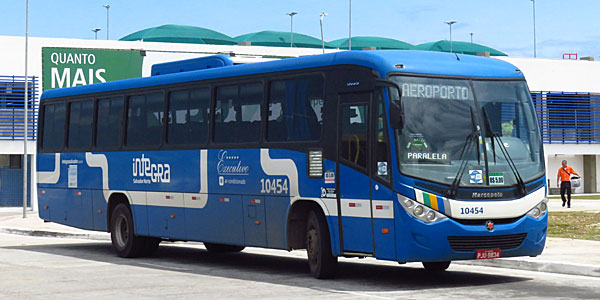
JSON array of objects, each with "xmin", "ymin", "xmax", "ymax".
[{"xmin": 109, "ymin": 202, "xmax": 161, "ymax": 258}]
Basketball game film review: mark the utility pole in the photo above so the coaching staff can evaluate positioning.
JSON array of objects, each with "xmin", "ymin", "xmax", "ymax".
[
  {"xmin": 23, "ymin": 0, "xmax": 29, "ymax": 218},
  {"xmin": 348, "ymin": 0, "xmax": 352, "ymax": 50},
  {"xmin": 287, "ymin": 12, "xmax": 298, "ymax": 48},
  {"xmin": 320, "ymin": 12, "xmax": 327, "ymax": 54},
  {"xmin": 445, "ymin": 20, "xmax": 457, "ymax": 53},
  {"xmin": 103, "ymin": 5, "xmax": 110, "ymax": 40},
  {"xmin": 532, "ymin": 0, "xmax": 537, "ymax": 57}
]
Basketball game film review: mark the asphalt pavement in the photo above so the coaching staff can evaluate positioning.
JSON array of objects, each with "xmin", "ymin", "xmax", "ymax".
[
  {"xmin": 0, "ymin": 200, "xmax": 599, "ymax": 280},
  {"xmin": 1, "ymin": 232, "xmax": 599, "ymax": 299}
]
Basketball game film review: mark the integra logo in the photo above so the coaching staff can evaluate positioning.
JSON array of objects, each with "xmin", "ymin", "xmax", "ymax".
[
  {"xmin": 132, "ymin": 154, "xmax": 171, "ymax": 184},
  {"xmin": 472, "ymin": 192, "xmax": 503, "ymax": 199}
]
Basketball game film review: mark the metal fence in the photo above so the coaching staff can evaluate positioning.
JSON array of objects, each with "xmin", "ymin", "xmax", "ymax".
[
  {"xmin": 0, "ymin": 75, "xmax": 39, "ymax": 140},
  {"xmin": 531, "ymin": 91, "xmax": 600, "ymax": 144}
]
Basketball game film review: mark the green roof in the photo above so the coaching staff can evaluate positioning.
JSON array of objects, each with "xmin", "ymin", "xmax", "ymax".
[
  {"xmin": 234, "ymin": 31, "xmax": 333, "ymax": 49},
  {"xmin": 416, "ymin": 40, "xmax": 507, "ymax": 56},
  {"xmin": 119, "ymin": 24, "xmax": 236, "ymax": 45},
  {"xmin": 330, "ymin": 36, "xmax": 415, "ymax": 50}
]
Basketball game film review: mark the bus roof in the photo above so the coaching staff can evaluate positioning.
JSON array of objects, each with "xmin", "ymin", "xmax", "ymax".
[{"xmin": 41, "ymin": 50, "xmax": 524, "ymax": 100}]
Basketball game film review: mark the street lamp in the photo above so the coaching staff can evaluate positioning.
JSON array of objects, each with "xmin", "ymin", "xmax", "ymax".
[
  {"xmin": 286, "ymin": 11, "xmax": 298, "ymax": 48},
  {"xmin": 92, "ymin": 28, "xmax": 101, "ymax": 40},
  {"xmin": 470, "ymin": 32, "xmax": 473, "ymax": 43},
  {"xmin": 23, "ymin": 0, "xmax": 29, "ymax": 218},
  {"xmin": 320, "ymin": 12, "xmax": 328, "ymax": 54},
  {"xmin": 103, "ymin": 4, "xmax": 110, "ymax": 40},
  {"xmin": 445, "ymin": 20, "xmax": 457, "ymax": 53},
  {"xmin": 348, "ymin": 0, "xmax": 352, "ymax": 50},
  {"xmin": 531, "ymin": 0, "xmax": 537, "ymax": 58}
]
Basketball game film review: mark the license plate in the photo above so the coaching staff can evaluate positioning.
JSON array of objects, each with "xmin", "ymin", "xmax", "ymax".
[{"xmin": 476, "ymin": 249, "xmax": 501, "ymax": 260}]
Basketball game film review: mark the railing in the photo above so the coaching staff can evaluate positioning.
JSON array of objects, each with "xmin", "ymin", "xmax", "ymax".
[
  {"xmin": 531, "ymin": 91, "xmax": 600, "ymax": 144},
  {"xmin": 0, "ymin": 75, "xmax": 39, "ymax": 140}
]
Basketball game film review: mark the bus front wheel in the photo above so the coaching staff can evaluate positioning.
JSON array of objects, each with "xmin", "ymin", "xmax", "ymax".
[
  {"xmin": 422, "ymin": 261, "xmax": 451, "ymax": 271},
  {"xmin": 110, "ymin": 203, "xmax": 145, "ymax": 258},
  {"xmin": 306, "ymin": 210, "xmax": 338, "ymax": 279}
]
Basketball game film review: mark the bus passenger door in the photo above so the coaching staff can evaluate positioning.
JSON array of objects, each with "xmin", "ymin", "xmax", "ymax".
[{"xmin": 337, "ymin": 92, "xmax": 374, "ymax": 254}]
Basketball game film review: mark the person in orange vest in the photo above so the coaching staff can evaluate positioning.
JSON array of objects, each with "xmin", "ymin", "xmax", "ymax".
[{"xmin": 557, "ymin": 160, "xmax": 581, "ymax": 208}]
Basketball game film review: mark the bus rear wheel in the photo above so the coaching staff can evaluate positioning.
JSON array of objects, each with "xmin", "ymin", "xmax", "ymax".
[
  {"xmin": 306, "ymin": 210, "xmax": 337, "ymax": 279},
  {"xmin": 110, "ymin": 203, "xmax": 145, "ymax": 258},
  {"xmin": 204, "ymin": 243, "xmax": 245, "ymax": 253},
  {"xmin": 422, "ymin": 261, "xmax": 451, "ymax": 271}
]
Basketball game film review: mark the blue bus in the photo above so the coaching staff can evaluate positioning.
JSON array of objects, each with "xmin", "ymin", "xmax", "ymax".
[{"xmin": 37, "ymin": 51, "xmax": 547, "ymax": 278}]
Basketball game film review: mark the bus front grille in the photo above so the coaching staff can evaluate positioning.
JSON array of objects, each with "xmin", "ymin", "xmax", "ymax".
[{"xmin": 447, "ymin": 233, "xmax": 527, "ymax": 252}]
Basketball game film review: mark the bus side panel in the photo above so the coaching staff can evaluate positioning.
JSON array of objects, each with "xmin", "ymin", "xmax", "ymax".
[
  {"xmin": 326, "ymin": 216, "xmax": 342, "ymax": 256},
  {"xmin": 91, "ymin": 190, "xmax": 108, "ymax": 231},
  {"xmin": 264, "ymin": 196, "xmax": 289, "ymax": 249},
  {"xmin": 184, "ymin": 194, "xmax": 244, "ymax": 245},
  {"xmin": 371, "ymin": 183, "xmax": 396, "ymax": 261},
  {"xmin": 146, "ymin": 193, "xmax": 186, "ymax": 240},
  {"xmin": 68, "ymin": 189, "xmax": 94, "ymax": 230},
  {"xmin": 46, "ymin": 188, "xmax": 68, "ymax": 224}
]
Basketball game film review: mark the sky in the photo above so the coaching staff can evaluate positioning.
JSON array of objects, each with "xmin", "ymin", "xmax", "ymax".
[{"xmin": 2, "ymin": 0, "xmax": 599, "ymax": 59}]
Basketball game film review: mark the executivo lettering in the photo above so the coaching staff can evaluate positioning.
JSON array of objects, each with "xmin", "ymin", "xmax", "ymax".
[{"xmin": 132, "ymin": 154, "xmax": 171, "ymax": 184}]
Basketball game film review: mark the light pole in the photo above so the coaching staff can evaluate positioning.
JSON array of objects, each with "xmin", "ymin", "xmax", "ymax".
[
  {"xmin": 348, "ymin": 0, "xmax": 352, "ymax": 50},
  {"xmin": 320, "ymin": 12, "xmax": 327, "ymax": 54},
  {"xmin": 470, "ymin": 32, "xmax": 473, "ymax": 43},
  {"xmin": 286, "ymin": 11, "xmax": 298, "ymax": 48},
  {"xmin": 92, "ymin": 28, "xmax": 101, "ymax": 40},
  {"xmin": 103, "ymin": 4, "xmax": 110, "ymax": 40},
  {"xmin": 445, "ymin": 20, "xmax": 457, "ymax": 53},
  {"xmin": 23, "ymin": 0, "xmax": 29, "ymax": 218},
  {"xmin": 531, "ymin": 0, "xmax": 537, "ymax": 58}
]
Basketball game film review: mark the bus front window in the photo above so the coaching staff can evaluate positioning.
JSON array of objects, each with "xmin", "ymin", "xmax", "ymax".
[{"xmin": 391, "ymin": 76, "xmax": 544, "ymax": 189}]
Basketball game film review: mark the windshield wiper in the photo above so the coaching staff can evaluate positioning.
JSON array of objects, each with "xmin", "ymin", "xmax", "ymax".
[
  {"xmin": 481, "ymin": 107, "xmax": 527, "ymax": 196},
  {"xmin": 446, "ymin": 107, "xmax": 480, "ymax": 198}
]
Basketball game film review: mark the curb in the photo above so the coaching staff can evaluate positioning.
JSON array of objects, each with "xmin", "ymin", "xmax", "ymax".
[
  {"xmin": 456, "ymin": 258, "xmax": 600, "ymax": 278},
  {"xmin": 0, "ymin": 227, "xmax": 110, "ymax": 241}
]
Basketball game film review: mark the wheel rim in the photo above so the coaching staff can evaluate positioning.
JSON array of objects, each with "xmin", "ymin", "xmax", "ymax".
[
  {"xmin": 306, "ymin": 227, "xmax": 319, "ymax": 265},
  {"xmin": 114, "ymin": 214, "xmax": 129, "ymax": 249}
]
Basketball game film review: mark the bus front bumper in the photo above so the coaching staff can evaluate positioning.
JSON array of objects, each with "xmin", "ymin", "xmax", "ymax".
[{"xmin": 394, "ymin": 206, "xmax": 548, "ymax": 263}]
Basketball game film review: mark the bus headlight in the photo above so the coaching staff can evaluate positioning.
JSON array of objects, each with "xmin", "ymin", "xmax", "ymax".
[
  {"xmin": 527, "ymin": 198, "xmax": 548, "ymax": 219},
  {"xmin": 398, "ymin": 194, "xmax": 447, "ymax": 223}
]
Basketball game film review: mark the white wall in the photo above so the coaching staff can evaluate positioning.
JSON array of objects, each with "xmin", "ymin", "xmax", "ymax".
[{"xmin": 498, "ymin": 57, "xmax": 600, "ymax": 93}]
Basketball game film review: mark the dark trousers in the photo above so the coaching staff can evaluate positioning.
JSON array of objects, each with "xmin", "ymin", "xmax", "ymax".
[{"xmin": 560, "ymin": 181, "xmax": 572, "ymax": 206}]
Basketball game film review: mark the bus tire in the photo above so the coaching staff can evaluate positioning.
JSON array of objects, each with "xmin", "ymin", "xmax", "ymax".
[
  {"xmin": 141, "ymin": 237, "xmax": 161, "ymax": 257},
  {"xmin": 110, "ymin": 203, "xmax": 145, "ymax": 258},
  {"xmin": 422, "ymin": 261, "xmax": 451, "ymax": 271},
  {"xmin": 204, "ymin": 243, "xmax": 245, "ymax": 253},
  {"xmin": 306, "ymin": 210, "xmax": 337, "ymax": 279}
]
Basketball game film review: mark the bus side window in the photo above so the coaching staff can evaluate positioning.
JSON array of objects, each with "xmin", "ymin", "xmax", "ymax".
[
  {"xmin": 41, "ymin": 102, "xmax": 66, "ymax": 152},
  {"xmin": 214, "ymin": 83, "xmax": 263, "ymax": 143},
  {"xmin": 67, "ymin": 99, "xmax": 93, "ymax": 150},
  {"xmin": 126, "ymin": 92, "xmax": 164, "ymax": 147},
  {"xmin": 96, "ymin": 96, "xmax": 124, "ymax": 149},
  {"xmin": 167, "ymin": 87, "xmax": 209, "ymax": 145},
  {"xmin": 374, "ymin": 90, "xmax": 391, "ymax": 181},
  {"xmin": 267, "ymin": 76, "xmax": 323, "ymax": 142}
]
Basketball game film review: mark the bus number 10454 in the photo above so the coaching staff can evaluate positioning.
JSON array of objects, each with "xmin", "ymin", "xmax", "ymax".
[{"xmin": 260, "ymin": 178, "xmax": 289, "ymax": 195}]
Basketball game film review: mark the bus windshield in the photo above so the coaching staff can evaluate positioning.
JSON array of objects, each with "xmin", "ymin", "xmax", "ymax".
[{"xmin": 392, "ymin": 76, "xmax": 544, "ymax": 188}]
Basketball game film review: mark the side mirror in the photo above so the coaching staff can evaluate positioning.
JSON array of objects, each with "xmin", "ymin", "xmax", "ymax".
[
  {"xmin": 375, "ymin": 79, "xmax": 403, "ymax": 130},
  {"xmin": 388, "ymin": 86, "xmax": 403, "ymax": 130},
  {"xmin": 389, "ymin": 99, "xmax": 404, "ymax": 130}
]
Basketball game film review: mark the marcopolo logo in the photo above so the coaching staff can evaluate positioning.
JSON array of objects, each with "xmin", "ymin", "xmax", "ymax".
[{"xmin": 132, "ymin": 154, "xmax": 171, "ymax": 184}]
